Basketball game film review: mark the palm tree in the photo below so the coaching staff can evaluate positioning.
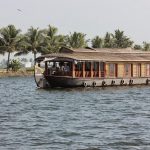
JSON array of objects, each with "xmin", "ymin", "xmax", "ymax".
[
  {"xmin": 103, "ymin": 32, "xmax": 114, "ymax": 48},
  {"xmin": 113, "ymin": 29, "xmax": 133, "ymax": 48},
  {"xmin": 143, "ymin": 42, "xmax": 150, "ymax": 51},
  {"xmin": 0, "ymin": 39, "xmax": 5, "ymax": 55},
  {"xmin": 0, "ymin": 25, "xmax": 21, "ymax": 71},
  {"xmin": 15, "ymin": 27, "xmax": 43, "ymax": 64},
  {"xmin": 91, "ymin": 36, "xmax": 103, "ymax": 48},
  {"xmin": 66, "ymin": 32, "xmax": 88, "ymax": 48},
  {"xmin": 40, "ymin": 25, "xmax": 66, "ymax": 54},
  {"xmin": 134, "ymin": 44, "xmax": 142, "ymax": 50}
]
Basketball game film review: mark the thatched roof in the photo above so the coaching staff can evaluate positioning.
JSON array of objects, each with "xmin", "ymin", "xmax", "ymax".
[{"xmin": 36, "ymin": 47, "xmax": 150, "ymax": 62}]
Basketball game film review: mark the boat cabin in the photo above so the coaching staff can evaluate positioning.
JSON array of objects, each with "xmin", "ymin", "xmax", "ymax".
[{"xmin": 35, "ymin": 47, "xmax": 150, "ymax": 88}]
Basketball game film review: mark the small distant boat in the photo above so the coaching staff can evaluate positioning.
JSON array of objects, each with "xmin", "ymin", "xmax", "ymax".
[{"xmin": 34, "ymin": 46, "xmax": 150, "ymax": 88}]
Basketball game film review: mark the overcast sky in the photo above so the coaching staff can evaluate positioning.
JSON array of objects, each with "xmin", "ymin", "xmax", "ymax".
[{"xmin": 1, "ymin": 0, "xmax": 150, "ymax": 60}]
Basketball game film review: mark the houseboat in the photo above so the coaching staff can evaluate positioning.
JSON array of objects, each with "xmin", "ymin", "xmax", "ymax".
[{"xmin": 34, "ymin": 46, "xmax": 150, "ymax": 88}]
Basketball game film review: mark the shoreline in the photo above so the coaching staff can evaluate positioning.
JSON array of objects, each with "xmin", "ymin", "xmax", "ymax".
[{"xmin": 0, "ymin": 71, "xmax": 34, "ymax": 78}]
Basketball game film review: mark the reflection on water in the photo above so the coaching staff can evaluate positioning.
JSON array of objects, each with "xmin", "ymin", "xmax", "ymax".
[{"xmin": 0, "ymin": 77, "xmax": 150, "ymax": 150}]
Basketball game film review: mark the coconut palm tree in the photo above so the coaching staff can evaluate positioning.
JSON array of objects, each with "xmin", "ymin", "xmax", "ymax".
[
  {"xmin": 113, "ymin": 29, "xmax": 133, "ymax": 48},
  {"xmin": 66, "ymin": 32, "xmax": 88, "ymax": 48},
  {"xmin": 0, "ymin": 39, "xmax": 5, "ymax": 55},
  {"xmin": 0, "ymin": 25, "xmax": 21, "ymax": 71},
  {"xmin": 15, "ymin": 27, "xmax": 43, "ymax": 64},
  {"xmin": 143, "ymin": 42, "xmax": 150, "ymax": 51},
  {"xmin": 91, "ymin": 36, "xmax": 103, "ymax": 48},
  {"xmin": 103, "ymin": 30, "xmax": 133, "ymax": 49},
  {"xmin": 134, "ymin": 44, "xmax": 142, "ymax": 50},
  {"xmin": 40, "ymin": 25, "xmax": 66, "ymax": 54},
  {"xmin": 103, "ymin": 32, "xmax": 114, "ymax": 48}
]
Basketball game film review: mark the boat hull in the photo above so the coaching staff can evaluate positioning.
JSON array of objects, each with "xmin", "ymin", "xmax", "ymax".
[{"xmin": 44, "ymin": 75, "xmax": 150, "ymax": 88}]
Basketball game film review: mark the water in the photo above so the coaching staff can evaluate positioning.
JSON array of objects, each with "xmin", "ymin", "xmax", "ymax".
[{"xmin": 0, "ymin": 77, "xmax": 150, "ymax": 150}]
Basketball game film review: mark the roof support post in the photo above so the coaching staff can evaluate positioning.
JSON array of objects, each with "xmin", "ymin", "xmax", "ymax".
[
  {"xmin": 82, "ymin": 62, "xmax": 85, "ymax": 78},
  {"xmin": 98, "ymin": 62, "xmax": 101, "ymax": 78},
  {"xmin": 104, "ymin": 63, "xmax": 106, "ymax": 78},
  {"xmin": 72, "ymin": 62, "xmax": 75, "ymax": 78},
  {"xmin": 91, "ymin": 62, "xmax": 93, "ymax": 78}
]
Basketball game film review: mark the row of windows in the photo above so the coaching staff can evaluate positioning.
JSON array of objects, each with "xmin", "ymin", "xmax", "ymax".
[
  {"xmin": 75, "ymin": 62, "xmax": 105, "ymax": 72},
  {"xmin": 74, "ymin": 62, "xmax": 150, "ymax": 77}
]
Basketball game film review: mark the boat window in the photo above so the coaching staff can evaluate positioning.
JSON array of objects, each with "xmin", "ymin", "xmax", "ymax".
[
  {"xmin": 100, "ymin": 62, "xmax": 104, "ymax": 71},
  {"xmin": 85, "ymin": 62, "xmax": 91, "ymax": 71},
  {"xmin": 75, "ymin": 62, "xmax": 83, "ymax": 71},
  {"xmin": 93, "ymin": 62, "xmax": 99, "ymax": 71}
]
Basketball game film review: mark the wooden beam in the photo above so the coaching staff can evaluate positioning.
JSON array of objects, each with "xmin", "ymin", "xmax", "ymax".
[
  {"xmin": 91, "ymin": 62, "xmax": 93, "ymax": 78},
  {"xmin": 72, "ymin": 62, "xmax": 75, "ymax": 78},
  {"xmin": 82, "ymin": 62, "xmax": 85, "ymax": 78},
  {"xmin": 98, "ymin": 62, "xmax": 101, "ymax": 78}
]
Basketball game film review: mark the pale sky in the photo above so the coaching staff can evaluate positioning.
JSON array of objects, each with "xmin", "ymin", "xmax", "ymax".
[{"xmin": 0, "ymin": 0, "xmax": 150, "ymax": 60}]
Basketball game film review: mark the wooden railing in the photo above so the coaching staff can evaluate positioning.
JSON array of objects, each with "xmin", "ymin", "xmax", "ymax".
[
  {"xmin": 47, "ymin": 70, "xmax": 72, "ymax": 76},
  {"xmin": 85, "ymin": 71, "xmax": 91, "ymax": 77},
  {"xmin": 101, "ymin": 71, "xmax": 105, "ymax": 77},
  {"xmin": 46, "ymin": 70, "xmax": 105, "ymax": 78},
  {"xmin": 93, "ymin": 71, "xmax": 99, "ymax": 77},
  {"xmin": 75, "ymin": 71, "xmax": 105, "ymax": 78},
  {"xmin": 75, "ymin": 71, "xmax": 83, "ymax": 77}
]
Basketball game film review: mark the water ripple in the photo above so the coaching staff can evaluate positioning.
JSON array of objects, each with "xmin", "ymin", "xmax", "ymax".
[{"xmin": 0, "ymin": 77, "xmax": 150, "ymax": 149}]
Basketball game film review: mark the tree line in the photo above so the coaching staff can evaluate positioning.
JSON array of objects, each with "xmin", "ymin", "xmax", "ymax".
[{"xmin": 0, "ymin": 24, "xmax": 150, "ymax": 71}]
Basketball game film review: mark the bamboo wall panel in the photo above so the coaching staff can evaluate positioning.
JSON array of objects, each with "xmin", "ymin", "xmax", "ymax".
[
  {"xmin": 133, "ymin": 64, "xmax": 137, "ymax": 77},
  {"xmin": 118, "ymin": 63, "xmax": 124, "ymax": 77},
  {"xmin": 141, "ymin": 63, "xmax": 146, "ymax": 77}
]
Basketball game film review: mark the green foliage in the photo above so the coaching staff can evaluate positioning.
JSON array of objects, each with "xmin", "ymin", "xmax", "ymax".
[
  {"xmin": 113, "ymin": 30, "xmax": 133, "ymax": 48},
  {"xmin": 103, "ymin": 32, "xmax": 114, "ymax": 48},
  {"xmin": 1, "ymin": 24, "xmax": 150, "ymax": 65},
  {"xmin": 66, "ymin": 32, "xmax": 88, "ymax": 48},
  {"xmin": 10, "ymin": 59, "xmax": 21, "ymax": 72},
  {"xmin": 26, "ymin": 67, "xmax": 34, "ymax": 72},
  {"xmin": 15, "ymin": 27, "xmax": 43, "ymax": 63},
  {"xmin": 91, "ymin": 36, "xmax": 103, "ymax": 48},
  {"xmin": 40, "ymin": 25, "xmax": 66, "ymax": 54},
  {"xmin": 143, "ymin": 42, "xmax": 150, "ymax": 51},
  {"xmin": 134, "ymin": 44, "xmax": 142, "ymax": 50},
  {"xmin": 103, "ymin": 30, "xmax": 133, "ymax": 48},
  {"xmin": 0, "ymin": 25, "xmax": 22, "ymax": 71}
]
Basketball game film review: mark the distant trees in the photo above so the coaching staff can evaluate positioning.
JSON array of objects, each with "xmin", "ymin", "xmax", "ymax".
[
  {"xmin": 133, "ymin": 42, "xmax": 150, "ymax": 51},
  {"xmin": 134, "ymin": 44, "xmax": 142, "ymax": 50},
  {"xmin": 15, "ymin": 27, "xmax": 43, "ymax": 64},
  {"xmin": 112, "ymin": 30, "xmax": 133, "ymax": 48},
  {"xmin": 103, "ymin": 32, "xmax": 114, "ymax": 48},
  {"xmin": 0, "ymin": 25, "xmax": 22, "ymax": 71},
  {"xmin": 91, "ymin": 36, "xmax": 103, "ymax": 48},
  {"xmin": 66, "ymin": 32, "xmax": 88, "ymax": 48},
  {"xmin": 143, "ymin": 42, "xmax": 150, "ymax": 51},
  {"xmin": 1, "ymin": 24, "xmax": 150, "ymax": 71},
  {"xmin": 91, "ymin": 30, "xmax": 133, "ymax": 49},
  {"xmin": 40, "ymin": 25, "xmax": 66, "ymax": 54}
]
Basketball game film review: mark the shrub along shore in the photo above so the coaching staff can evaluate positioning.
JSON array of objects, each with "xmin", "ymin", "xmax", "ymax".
[{"xmin": 0, "ymin": 69, "xmax": 34, "ymax": 78}]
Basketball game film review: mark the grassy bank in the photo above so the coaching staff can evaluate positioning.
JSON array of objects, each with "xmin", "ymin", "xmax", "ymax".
[{"xmin": 0, "ymin": 69, "xmax": 34, "ymax": 77}]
